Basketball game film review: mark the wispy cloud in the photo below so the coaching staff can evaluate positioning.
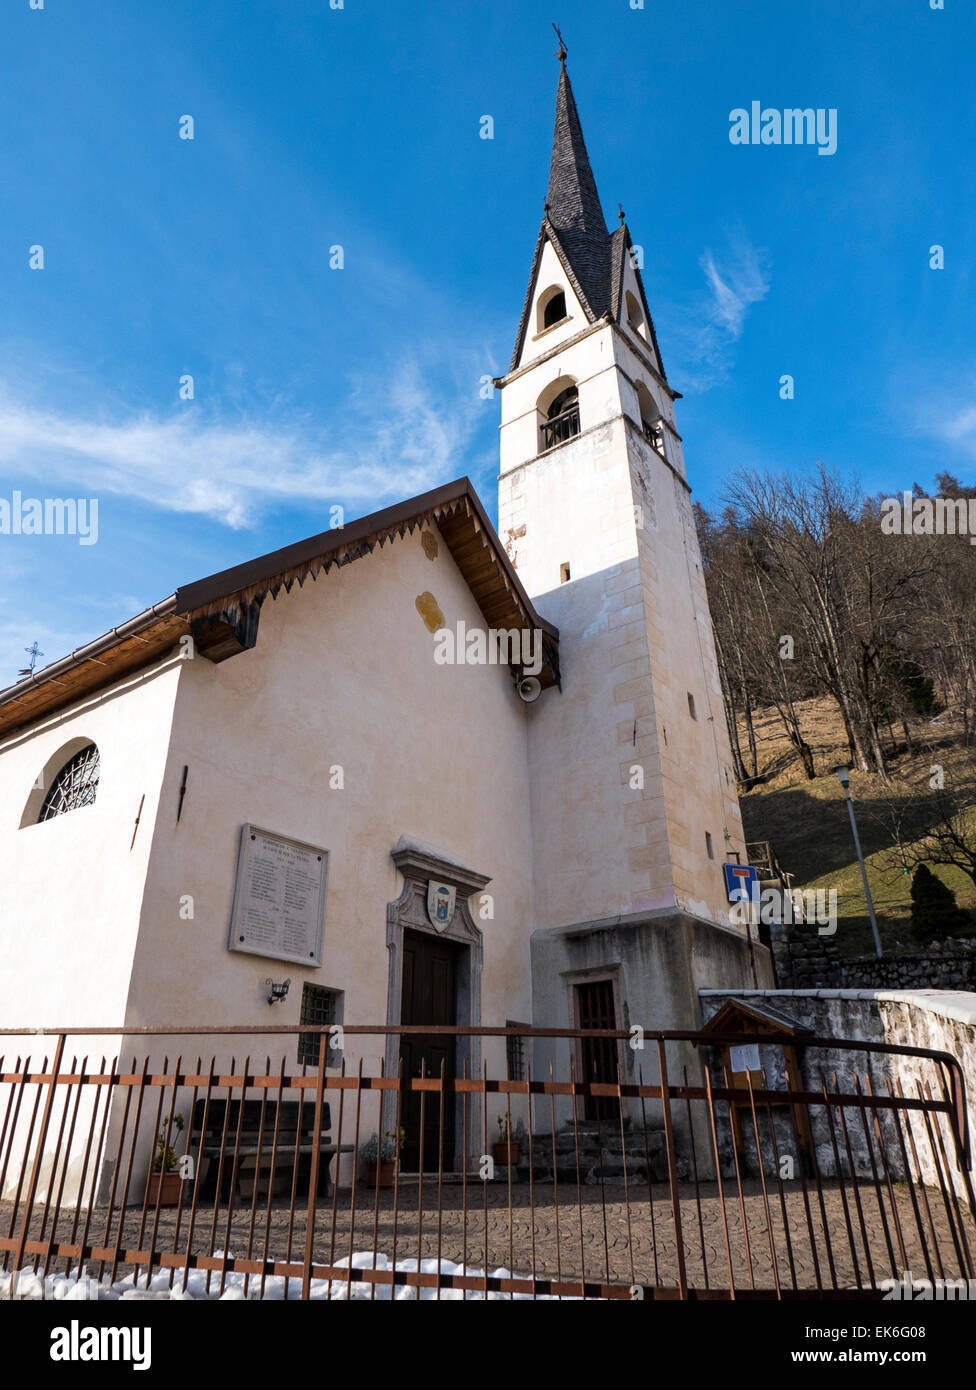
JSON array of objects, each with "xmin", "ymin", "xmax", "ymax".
[
  {"xmin": 933, "ymin": 403, "xmax": 976, "ymax": 454},
  {"xmin": 700, "ymin": 243, "xmax": 769, "ymax": 339},
  {"xmin": 0, "ymin": 353, "xmax": 489, "ymax": 529},
  {"xmin": 908, "ymin": 368, "xmax": 976, "ymax": 472},
  {"xmin": 659, "ymin": 232, "xmax": 770, "ymax": 391}
]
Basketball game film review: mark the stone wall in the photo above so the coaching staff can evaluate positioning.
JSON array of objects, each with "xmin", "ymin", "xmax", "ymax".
[
  {"xmin": 771, "ymin": 927, "xmax": 976, "ymax": 993},
  {"xmin": 531, "ymin": 906, "xmax": 773, "ymax": 1156},
  {"xmin": 699, "ymin": 987, "xmax": 976, "ymax": 1199}
]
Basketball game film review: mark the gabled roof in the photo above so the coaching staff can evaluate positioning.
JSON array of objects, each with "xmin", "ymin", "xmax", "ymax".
[
  {"xmin": 703, "ymin": 998, "xmax": 813, "ymax": 1037},
  {"xmin": 610, "ymin": 222, "xmax": 669, "ymax": 386},
  {"xmin": 508, "ymin": 215, "xmax": 604, "ymax": 369},
  {"xmin": 508, "ymin": 59, "xmax": 670, "ymax": 387},
  {"xmin": 0, "ymin": 479, "xmax": 560, "ymax": 741}
]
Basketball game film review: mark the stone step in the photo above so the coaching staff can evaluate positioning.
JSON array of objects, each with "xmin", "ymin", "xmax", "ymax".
[
  {"xmin": 492, "ymin": 1130, "xmax": 671, "ymax": 1184},
  {"xmin": 537, "ymin": 1133, "xmax": 662, "ymax": 1157},
  {"xmin": 495, "ymin": 1158, "xmax": 668, "ymax": 1185}
]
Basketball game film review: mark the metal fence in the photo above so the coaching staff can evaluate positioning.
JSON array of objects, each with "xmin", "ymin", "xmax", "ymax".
[{"xmin": 1, "ymin": 1025, "xmax": 974, "ymax": 1300}]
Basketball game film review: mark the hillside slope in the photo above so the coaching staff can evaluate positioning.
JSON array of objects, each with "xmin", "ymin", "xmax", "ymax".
[{"xmin": 736, "ymin": 697, "xmax": 976, "ymax": 955}]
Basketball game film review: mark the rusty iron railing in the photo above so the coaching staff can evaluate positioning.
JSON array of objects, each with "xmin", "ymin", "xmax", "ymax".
[
  {"xmin": 540, "ymin": 405, "xmax": 580, "ymax": 451},
  {"xmin": 0, "ymin": 1025, "xmax": 973, "ymax": 1300}
]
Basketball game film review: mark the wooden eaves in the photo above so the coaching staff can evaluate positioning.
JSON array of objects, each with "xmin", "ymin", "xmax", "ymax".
[{"xmin": 0, "ymin": 478, "xmax": 559, "ymax": 741}]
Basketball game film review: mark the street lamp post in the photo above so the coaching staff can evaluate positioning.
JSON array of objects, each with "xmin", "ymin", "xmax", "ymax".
[{"xmin": 835, "ymin": 765, "xmax": 883, "ymax": 958}]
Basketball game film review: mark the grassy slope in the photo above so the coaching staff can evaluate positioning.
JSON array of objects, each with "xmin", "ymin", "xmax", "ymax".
[{"xmin": 736, "ymin": 698, "xmax": 976, "ymax": 956}]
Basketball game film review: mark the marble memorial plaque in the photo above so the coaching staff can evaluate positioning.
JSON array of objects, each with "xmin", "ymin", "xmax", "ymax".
[{"xmin": 228, "ymin": 825, "xmax": 327, "ymax": 966}]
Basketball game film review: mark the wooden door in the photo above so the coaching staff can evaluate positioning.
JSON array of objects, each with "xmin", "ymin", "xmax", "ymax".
[
  {"xmin": 575, "ymin": 979, "xmax": 620, "ymax": 1122},
  {"xmin": 399, "ymin": 930, "xmax": 458, "ymax": 1171}
]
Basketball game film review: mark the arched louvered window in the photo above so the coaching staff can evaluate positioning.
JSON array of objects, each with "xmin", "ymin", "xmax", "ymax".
[
  {"xmin": 37, "ymin": 743, "xmax": 100, "ymax": 822},
  {"xmin": 539, "ymin": 383, "xmax": 580, "ymax": 451}
]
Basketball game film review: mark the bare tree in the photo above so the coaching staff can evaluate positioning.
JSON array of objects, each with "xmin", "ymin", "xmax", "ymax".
[{"xmin": 881, "ymin": 775, "xmax": 976, "ymax": 889}]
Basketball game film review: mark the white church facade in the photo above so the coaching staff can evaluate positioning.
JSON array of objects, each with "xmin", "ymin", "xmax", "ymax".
[{"xmin": 0, "ymin": 58, "xmax": 769, "ymax": 1184}]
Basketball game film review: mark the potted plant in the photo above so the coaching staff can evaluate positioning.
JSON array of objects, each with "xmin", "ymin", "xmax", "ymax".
[
  {"xmin": 147, "ymin": 1113, "xmax": 185, "ymax": 1207},
  {"xmin": 361, "ymin": 1129, "xmax": 403, "ymax": 1188},
  {"xmin": 493, "ymin": 1114, "xmax": 520, "ymax": 1167}
]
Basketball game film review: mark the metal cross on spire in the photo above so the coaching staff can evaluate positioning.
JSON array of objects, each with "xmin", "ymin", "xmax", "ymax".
[{"xmin": 552, "ymin": 23, "xmax": 567, "ymax": 65}]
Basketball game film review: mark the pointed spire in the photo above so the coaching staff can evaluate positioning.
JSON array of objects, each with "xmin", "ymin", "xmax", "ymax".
[
  {"xmin": 508, "ymin": 46, "xmax": 665, "ymax": 378},
  {"xmin": 545, "ymin": 58, "xmax": 608, "ymax": 244}
]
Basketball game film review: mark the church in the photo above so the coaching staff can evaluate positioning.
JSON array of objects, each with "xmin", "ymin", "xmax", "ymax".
[{"xmin": 0, "ymin": 56, "xmax": 769, "ymax": 1180}]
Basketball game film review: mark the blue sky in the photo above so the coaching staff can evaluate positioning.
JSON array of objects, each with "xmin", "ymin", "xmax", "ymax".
[{"xmin": 0, "ymin": 0, "xmax": 973, "ymax": 682}]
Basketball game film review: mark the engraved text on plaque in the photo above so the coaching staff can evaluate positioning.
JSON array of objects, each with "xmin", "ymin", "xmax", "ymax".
[{"xmin": 228, "ymin": 825, "xmax": 328, "ymax": 966}]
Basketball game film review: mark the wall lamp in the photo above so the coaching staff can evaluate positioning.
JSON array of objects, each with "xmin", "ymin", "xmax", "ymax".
[{"xmin": 266, "ymin": 978, "xmax": 291, "ymax": 1006}]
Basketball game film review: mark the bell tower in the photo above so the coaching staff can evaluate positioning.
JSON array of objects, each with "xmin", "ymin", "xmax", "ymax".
[{"xmin": 495, "ymin": 47, "xmax": 757, "ymax": 988}]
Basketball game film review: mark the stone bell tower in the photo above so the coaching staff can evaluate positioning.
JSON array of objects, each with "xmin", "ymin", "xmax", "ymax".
[{"xmin": 495, "ymin": 47, "xmax": 766, "ymax": 1036}]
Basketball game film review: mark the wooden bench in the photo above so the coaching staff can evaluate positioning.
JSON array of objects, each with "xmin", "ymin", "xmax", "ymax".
[{"xmin": 192, "ymin": 1098, "xmax": 351, "ymax": 1201}]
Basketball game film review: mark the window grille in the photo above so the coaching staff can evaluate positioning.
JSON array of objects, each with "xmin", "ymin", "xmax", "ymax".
[
  {"xmin": 298, "ymin": 984, "xmax": 340, "ymax": 1066},
  {"xmin": 38, "ymin": 743, "xmax": 100, "ymax": 822},
  {"xmin": 505, "ymin": 1021, "xmax": 530, "ymax": 1081}
]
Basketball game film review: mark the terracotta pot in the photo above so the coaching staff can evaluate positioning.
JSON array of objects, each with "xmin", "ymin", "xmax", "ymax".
[
  {"xmin": 146, "ymin": 1170, "xmax": 183, "ymax": 1208},
  {"xmin": 493, "ymin": 1141, "xmax": 520, "ymax": 1166},
  {"xmin": 366, "ymin": 1160, "xmax": 396, "ymax": 1189}
]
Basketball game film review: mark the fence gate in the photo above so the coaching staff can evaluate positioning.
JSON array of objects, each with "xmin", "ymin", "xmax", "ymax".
[{"xmin": 1, "ymin": 1025, "xmax": 973, "ymax": 1300}]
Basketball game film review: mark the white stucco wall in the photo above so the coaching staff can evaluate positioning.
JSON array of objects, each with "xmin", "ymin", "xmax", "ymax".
[
  {"xmin": 0, "ymin": 522, "xmax": 541, "ymax": 1190},
  {"xmin": 515, "ymin": 239, "xmax": 589, "ymax": 373},
  {"xmin": 0, "ymin": 658, "xmax": 181, "ymax": 1198},
  {"xmin": 498, "ymin": 300, "xmax": 746, "ymax": 931},
  {"xmin": 0, "ymin": 660, "xmax": 180, "ymax": 1032},
  {"xmin": 124, "ymin": 523, "xmax": 538, "ymax": 1088}
]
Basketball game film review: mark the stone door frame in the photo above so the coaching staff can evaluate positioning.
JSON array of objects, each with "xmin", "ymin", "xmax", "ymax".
[{"xmin": 384, "ymin": 840, "xmax": 491, "ymax": 1169}]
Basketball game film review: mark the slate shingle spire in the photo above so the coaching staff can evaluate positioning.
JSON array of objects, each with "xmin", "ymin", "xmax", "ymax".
[
  {"xmin": 509, "ymin": 49, "xmax": 618, "ymax": 370},
  {"xmin": 546, "ymin": 57, "xmax": 609, "ymax": 270},
  {"xmin": 507, "ymin": 43, "xmax": 667, "ymax": 379},
  {"xmin": 542, "ymin": 53, "xmax": 614, "ymax": 330}
]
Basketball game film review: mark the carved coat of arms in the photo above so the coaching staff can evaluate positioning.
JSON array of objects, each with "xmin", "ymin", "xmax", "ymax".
[{"xmin": 426, "ymin": 880, "xmax": 456, "ymax": 932}]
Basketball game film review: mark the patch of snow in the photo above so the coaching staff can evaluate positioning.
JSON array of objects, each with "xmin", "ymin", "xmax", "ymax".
[{"xmin": 0, "ymin": 1255, "xmax": 588, "ymax": 1301}]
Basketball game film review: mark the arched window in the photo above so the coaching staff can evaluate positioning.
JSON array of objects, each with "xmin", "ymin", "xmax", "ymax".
[
  {"xmin": 537, "ymin": 286, "xmax": 569, "ymax": 334},
  {"xmin": 539, "ymin": 380, "xmax": 580, "ymax": 451},
  {"xmin": 543, "ymin": 290, "xmax": 567, "ymax": 328},
  {"xmin": 625, "ymin": 291, "xmax": 647, "ymax": 341},
  {"xmin": 36, "ymin": 743, "xmax": 100, "ymax": 822},
  {"xmin": 635, "ymin": 381, "xmax": 665, "ymax": 456}
]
